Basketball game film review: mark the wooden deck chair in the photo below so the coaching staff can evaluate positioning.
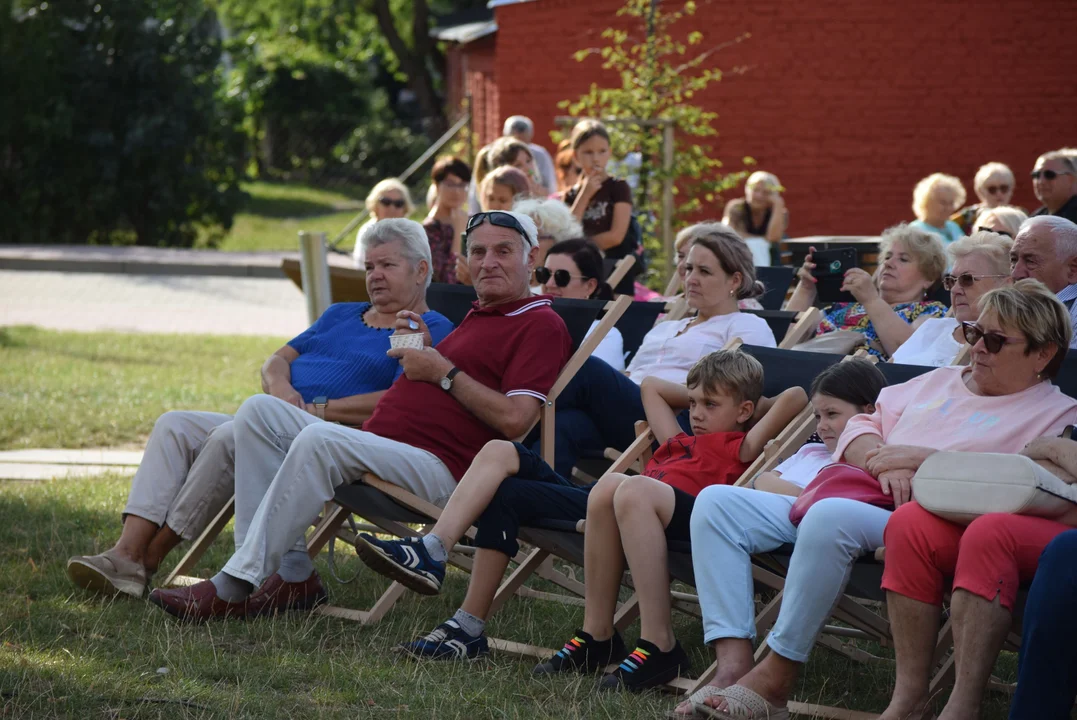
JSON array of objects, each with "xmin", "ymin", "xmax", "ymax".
[
  {"xmin": 741, "ymin": 308, "xmax": 822, "ymax": 350},
  {"xmin": 300, "ymin": 294, "xmax": 634, "ymax": 624},
  {"xmin": 616, "ymin": 300, "xmax": 668, "ymax": 365},
  {"xmin": 605, "ymin": 255, "xmax": 636, "ymax": 295}
]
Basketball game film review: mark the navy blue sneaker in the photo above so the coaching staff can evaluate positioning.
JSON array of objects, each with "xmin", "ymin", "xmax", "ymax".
[
  {"xmin": 396, "ymin": 619, "xmax": 490, "ymax": 661},
  {"xmin": 354, "ymin": 533, "xmax": 445, "ymax": 595}
]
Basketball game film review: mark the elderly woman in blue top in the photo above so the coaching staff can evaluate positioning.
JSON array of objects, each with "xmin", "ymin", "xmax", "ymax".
[{"xmin": 65, "ymin": 218, "xmax": 453, "ymax": 599}]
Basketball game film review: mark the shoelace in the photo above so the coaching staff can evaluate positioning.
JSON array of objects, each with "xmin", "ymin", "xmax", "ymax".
[
  {"xmin": 617, "ymin": 646, "xmax": 650, "ymax": 673},
  {"xmin": 555, "ymin": 636, "xmax": 586, "ymax": 659}
]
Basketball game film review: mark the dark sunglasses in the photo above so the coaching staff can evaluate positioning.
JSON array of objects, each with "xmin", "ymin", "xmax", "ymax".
[
  {"xmin": 942, "ymin": 272, "xmax": 1010, "ymax": 290},
  {"xmin": 973, "ymin": 225, "xmax": 1013, "ymax": 238},
  {"xmin": 535, "ymin": 266, "xmax": 588, "ymax": 288},
  {"xmin": 378, "ymin": 197, "xmax": 406, "ymax": 209},
  {"xmin": 985, "ymin": 184, "xmax": 1010, "ymax": 195},
  {"xmin": 961, "ymin": 321, "xmax": 1025, "ymax": 353},
  {"xmin": 465, "ymin": 211, "xmax": 531, "ymax": 245},
  {"xmin": 1031, "ymin": 169, "xmax": 1075, "ymax": 181}
]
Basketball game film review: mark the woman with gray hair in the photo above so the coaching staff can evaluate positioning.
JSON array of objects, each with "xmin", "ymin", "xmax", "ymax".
[
  {"xmin": 789, "ymin": 223, "xmax": 949, "ymax": 358},
  {"xmin": 537, "ymin": 221, "xmax": 777, "ymax": 477},
  {"xmin": 66, "ymin": 218, "xmax": 453, "ymax": 599},
  {"xmin": 951, "ymin": 162, "xmax": 1017, "ymax": 234},
  {"xmin": 891, "ymin": 231, "xmax": 1013, "ymax": 365},
  {"xmin": 514, "ymin": 196, "xmax": 584, "ymax": 271}
]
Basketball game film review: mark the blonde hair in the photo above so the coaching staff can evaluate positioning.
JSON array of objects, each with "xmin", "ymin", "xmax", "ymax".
[
  {"xmin": 877, "ymin": 223, "xmax": 947, "ymax": 291},
  {"xmin": 480, "ymin": 166, "xmax": 530, "ymax": 201},
  {"xmin": 912, "ymin": 173, "xmax": 967, "ymax": 220},
  {"xmin": 979, "ymin": 279, "xmax": 1071, "ymax": 378},
  {"xmin": 973, "ymin": 162, "xmax": 1015, "ymax": 200},
  {"xmin": 682, "ymin": 221, "xmax": 765, "ymax": 299},
  {"xmin": 488, "ymin": 137, "xmax": 533, "ymax": 169},
  {"xmin": 948, "ymin": 231, "xmax": 1013, "ymax": 275},
  {"xmin": 512, "ymin": 197, "xmax": 582, "ymax": 242},
  {"xmin": 365, "ymin": 178, "xmax": 414, "ymax": 216},
  {"xmin": 746, "ymin": 171, "xmax": 781, "ymax": 191},
  {"xmin": 686, "ymin": 349, "xmax": 764, "ymax": 406},
  {"xmin": 974, "ymin": 205, "xmax": 1028, "ymax": 238}
]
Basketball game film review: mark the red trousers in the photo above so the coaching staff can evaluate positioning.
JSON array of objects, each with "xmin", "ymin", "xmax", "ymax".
[{"xmin": 881, "ymin": 502, "xmax": 1070, "ymax": 611}]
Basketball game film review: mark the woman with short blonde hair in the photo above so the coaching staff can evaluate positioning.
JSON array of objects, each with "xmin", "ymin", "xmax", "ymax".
[
  {"xmin": 722, "ymin": 170, "xmax": 788, "ymax": 265},
  {"xmin": 951, "ymin": 162, "xmax": 1017, "ymax": 233},
  {"xmin": 911, "ymin": 173, "xmax": 967, "ymax": 246},
  {"xmin": 353, "ymin": 178, "xmax": 414, "ymax": 266},
  {"xmin": 973, "ymin": 205, "xmax": 1028, "ymax": 239}
]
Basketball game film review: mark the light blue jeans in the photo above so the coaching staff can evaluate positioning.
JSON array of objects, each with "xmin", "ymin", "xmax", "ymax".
[{"xmin": 689, "ymin": 484, "xmax": 892, "ymax": 662}]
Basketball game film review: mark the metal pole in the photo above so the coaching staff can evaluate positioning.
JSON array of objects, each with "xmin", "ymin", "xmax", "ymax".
[
  {"xmin": 298, "ymin": 231, "xmax": 332, "ymax": 324},
  {"xmin": 661, "ymin": 120, "xmax": 675, "ymax": 285}
]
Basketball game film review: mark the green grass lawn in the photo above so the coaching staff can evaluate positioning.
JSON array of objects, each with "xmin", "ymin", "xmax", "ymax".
[{"xmin": 0, "ymin": 327, "xmax": 284, "ymax": 451}]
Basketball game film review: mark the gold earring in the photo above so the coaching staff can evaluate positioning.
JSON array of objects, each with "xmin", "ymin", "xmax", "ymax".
[{"xmin": 729, "ymin": 289, "xmax": 735, "ymax": 298}]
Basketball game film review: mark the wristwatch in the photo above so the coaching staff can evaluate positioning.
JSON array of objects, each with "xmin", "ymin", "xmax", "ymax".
[
  {"xmin": 439, "ymin": 367, "xmax": 461, "ymax": 392},
  {"xmin": 312, "ymin": 396, "xmax": 328, "ymax": 420}
]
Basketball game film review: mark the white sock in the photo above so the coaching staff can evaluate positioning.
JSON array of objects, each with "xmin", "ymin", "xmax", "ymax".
[
  {"xmin": 452, "ymin": 608, "xmax": 485, "ymax": 638},
  {"xmin": 422, "ymin": 533, "xmax": 448, "ymax": 563}
]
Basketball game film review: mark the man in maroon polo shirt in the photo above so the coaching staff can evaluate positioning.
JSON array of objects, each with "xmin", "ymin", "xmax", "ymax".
[{"xmin": 149, "ymin": 211, "xmax": 572, "ymax": 621}]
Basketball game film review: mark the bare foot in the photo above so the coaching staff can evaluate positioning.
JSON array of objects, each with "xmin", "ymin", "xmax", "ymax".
[{"xmin": 877, "ymin": 696, "xmax": 931, "ymax": 720}]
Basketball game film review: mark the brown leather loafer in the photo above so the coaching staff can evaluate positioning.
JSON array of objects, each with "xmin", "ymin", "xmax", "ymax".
[
  {"xmin": 247, "ymin": 572, "xmax": 328, "ymax": 618},
  {"xmin": 148, "ymin": 580, "xmax": 249, "ymax": 622}
]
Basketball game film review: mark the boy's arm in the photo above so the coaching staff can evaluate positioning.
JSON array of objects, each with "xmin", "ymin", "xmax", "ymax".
[
  {"xmin": 640, "ymin": 376, "xmax": 691, "ymax": 445},
  {"xmin": 739, "ymin": 387, "xmax": 809, "ymax": 463}
]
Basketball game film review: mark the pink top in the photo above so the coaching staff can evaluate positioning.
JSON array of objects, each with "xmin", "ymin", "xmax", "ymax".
[{"xmin": 835, "ymin": 366, "xmax": 1077, "ymax": 461}]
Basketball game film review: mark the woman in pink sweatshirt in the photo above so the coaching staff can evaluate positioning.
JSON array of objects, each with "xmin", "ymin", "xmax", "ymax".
[{"xmin": 678, "ymin": 279, "xmax": 1076, "ymax": 719}]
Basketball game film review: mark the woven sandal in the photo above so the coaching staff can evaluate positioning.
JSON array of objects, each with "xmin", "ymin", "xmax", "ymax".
[
  {"xmin": 665, "ymin": 684, "xmax": 726, "ymax": 719},
  {"xmin": 696, "ymin": 684, "xmax": 790, "ymax": 719}
]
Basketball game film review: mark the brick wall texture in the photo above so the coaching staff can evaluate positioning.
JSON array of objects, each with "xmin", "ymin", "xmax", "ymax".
[{"xmin": 459, "ymin": 0, "xmax": 1077, "ymax": 236}]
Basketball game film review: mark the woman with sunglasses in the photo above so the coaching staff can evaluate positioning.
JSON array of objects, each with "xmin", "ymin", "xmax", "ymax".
[
  {"xmin": 892, "ymin": 231, "xmax": 1012, "ymax": 366},
  {"xmin": 353, "ymin": 178, "xmax": 414, "ymax": 267},
  {"xmin": 538, "ymin": 238, "xmax": 626, "ymax": 370},
  {"xmin": 687, "ymin": 280, "xmax": 1077, "ymax": 720},
  {"xmin": 877, "ymin": 280, "xmax": 1077, "ymax": 720},
  {"xmin": 950, "ymin": 162, "xmax": 1017, "ymax": 234},
  {"xmin": 972, "ymin": 205, "xmax": 1028, "ymax": 239}
]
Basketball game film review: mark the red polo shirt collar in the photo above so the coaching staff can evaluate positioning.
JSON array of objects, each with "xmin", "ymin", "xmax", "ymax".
[{"xmin": 469, "ymin": 294, "xmax": 554, "ymax": 316}]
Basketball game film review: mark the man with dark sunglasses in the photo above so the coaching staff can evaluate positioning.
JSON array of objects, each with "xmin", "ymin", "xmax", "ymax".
[
  {"xmin": 1031, "ymin": 151, "xmax": 1077, "ymax": 224},
  {"xmin": 1011, "ymin": 215, "xmax": 1077, "ymax": 347}
]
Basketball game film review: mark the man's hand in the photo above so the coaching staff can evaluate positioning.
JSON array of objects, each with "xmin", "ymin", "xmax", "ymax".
[
  {"xmin": 269, "ymin": 384, "xmax": 304, "ymax": 409},
  {"xmin": 878, "ymin": 468, "xmax": 915, "ymax": 507},
  {"xmin": 865, "ymin": 445, "xmax": 935, "ymax": 477},
  {"xmin": 387, "ymin": 346, "xmax": 454, "ymax": 384},
  {"xmin": 394, "ymin": 311, "xmax": 434, "ymax": 347}
]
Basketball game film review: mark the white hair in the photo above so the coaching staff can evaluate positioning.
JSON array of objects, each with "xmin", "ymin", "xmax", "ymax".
[
  {"xmin": 361, "ymin": 218, "xmax": 434, "ymax": 287},
  {"xmin": 512, "ymin": 197, "xmax": 582, "ymax": 243},
  {"xmin": 949, "ymin": 231, "xmax": 1013, "ymax": 275},
  {"xmin": 746, "ymin": 171, "xmax": 781, "ymax": 190},
  {"xmin": 974, "ymin": 205, "xmax": 1028, "ymax": 237},
  {"xmin": 364, "ymin": 178, "xmax": 414, "ymax": 215},
  {"xmin": 1020, "ymin": 215, "xmax": 1077, "ymax": 262},
  {"xmin": 469, "ymin": 210, "xmax": 539, "ymax": 248},
  {"xmin": 912, "ymin": 173, "xmax": 966, "ymax": 220},
  {"xmin": 503, "ymin": 115, "xmax": 534, "ymax": 137},
  {"xmin": 973, "ymin": 162, "xmax": 1014, "ymax": 198}
]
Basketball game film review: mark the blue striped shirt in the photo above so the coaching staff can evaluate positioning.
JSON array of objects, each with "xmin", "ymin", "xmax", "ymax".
[
  {"xmin": 287, "ymin": 302, "xmax": 453, "ymax": 402},
  {"xmin": 1057, "ymin": 283, "xmax": 1077, "ymax": 349}
]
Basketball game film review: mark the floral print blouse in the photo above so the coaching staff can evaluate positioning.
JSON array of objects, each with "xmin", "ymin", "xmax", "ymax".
[
  {"xmin": 423, "ymin": 218, "xmax": 458, "ymax": 284},
  {"xmin": 818, "ymin": 301, "xmax": 948, "ymax": 358}
]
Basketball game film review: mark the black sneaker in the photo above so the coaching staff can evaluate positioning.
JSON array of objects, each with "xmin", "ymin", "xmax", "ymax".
[
  {"xmin": 598, "ymin": 638, "xmax": 691, "ymax": 692},
  {"xmin": 533, "ymin": 629, "xmax": 626, "ymax": 675},
  {"xmin": 395, "ymin": 619, "xmax": 490, "ymax": 661}
]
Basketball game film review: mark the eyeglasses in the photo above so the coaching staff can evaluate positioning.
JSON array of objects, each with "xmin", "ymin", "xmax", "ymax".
[
  {"xmin": 973, "ymin": 225, "xmax": 1013, "ymax": 238},
  {"xmin": 465, "ymin": 211, "xmax": 534, "ymax": 246},
  {"xmin": 942, "ymin": 272, "xmax": 1011, "ymax": 290},
  {"xmin": 1031, "ymin": 169, "xmax": 1075, "ymax": 181},
  {"xmin": 961, "ymin": 321, "xmax": 1025, "ymax": 353},
  {"xmin": 440, "ymin": 180, "xmax": 469, "ymax": 191},
  {"xmin": 378, "ymin": 197, "xmax": 406, "ymax": 209},
  {"xmin": 985, "ymin": 184, "xmax": 1010, "ymax": 195},
  {"xmin": 535, "ymin": 266, "xmax": 587, "ymax": 288}
]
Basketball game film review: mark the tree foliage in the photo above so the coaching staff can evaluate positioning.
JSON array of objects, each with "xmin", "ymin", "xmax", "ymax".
[
  {"xmin": 557, "ymin": 0, "xmax": 754, "ymax": 277},
  {"xmin": 1, "ymin": 0, "xmax": 248, "ymax": 246}
]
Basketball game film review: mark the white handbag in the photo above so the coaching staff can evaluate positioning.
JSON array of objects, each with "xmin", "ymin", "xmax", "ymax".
[{"xmin": 912, "ymin": 451, "xmax": 1077, "ymax": 526}]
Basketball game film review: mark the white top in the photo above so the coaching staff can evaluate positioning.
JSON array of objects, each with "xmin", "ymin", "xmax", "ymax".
[
  {"xmin": 891, "ymin": 317, "xmax": 963, "ymax": 367},
  {"xmin": 585, "ymin": 321, "xmax": 626, "ymax": 372},
  {"xmin": 529, "ymin": 143, "xmax": 558, "ymax": 195},
  {"xmin": 626, "ymin": 311, "xmax": 776, "ymax": 386},
  {"xmin": 772, "ymin": 444, "xmax": 833, "ymax": 488}
]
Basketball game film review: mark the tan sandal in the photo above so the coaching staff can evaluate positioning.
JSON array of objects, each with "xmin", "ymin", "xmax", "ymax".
[
  {"xmin": 695, "ymin": 684, "xmax": 790, "ymax": 719},
  {"xmin": 665, "ymin": 684, "xmax": 726, "ymax": 719}
]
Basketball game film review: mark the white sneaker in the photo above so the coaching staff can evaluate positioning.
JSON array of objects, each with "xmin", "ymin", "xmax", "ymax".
[{"xmin": 66, "ymin": 549, "xmax": 148, "ymax": 597}]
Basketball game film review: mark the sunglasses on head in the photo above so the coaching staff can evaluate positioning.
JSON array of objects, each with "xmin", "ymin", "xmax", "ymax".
[
  {"xmin": 535, "ymin": 266, "xmax": 588, "ymax": 288},
  {"xmin": 960, "ymin": 321, "xmax": 1025, "ymax": 353},
  {"xmin": 942, "ymin": 272, "xmax": 1010, "ymax": 290},
  {"xmin": 1031, "ymin": 169, "xmax": 1075, "ymax": 181},
  {"xmin": 973, "ymin": 225, "xmax": 1013, "ymax": 238},
  {"xmin": 465, "ymin": 211, "xmax": 533, "ymax": 246},
  {"xmin": 378, "ymin": 197, "xmax": 406, "ymax": 209},
  {"xmin": 985, "ymin": 184, "xmax": 1010, "ymax": 195}
]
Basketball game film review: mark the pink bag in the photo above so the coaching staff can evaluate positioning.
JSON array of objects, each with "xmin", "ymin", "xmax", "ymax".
[{"xmin": 788, "ymin": 463, "xmax": 895, "ymax": 526}]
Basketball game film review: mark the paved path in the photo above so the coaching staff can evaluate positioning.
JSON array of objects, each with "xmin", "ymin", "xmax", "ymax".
[
  {"xmin": 0, "ymin": 448, "xmax": 142, "ymax": 481},
  {"xmin": 1, "ymin": 270, "xmax": 310, "ymax": 336}
]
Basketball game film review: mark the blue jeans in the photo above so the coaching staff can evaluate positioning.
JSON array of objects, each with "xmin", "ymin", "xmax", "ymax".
[{"xmin": 1009, "ymin": 529, "xmax": 1077, "ymax": 719}]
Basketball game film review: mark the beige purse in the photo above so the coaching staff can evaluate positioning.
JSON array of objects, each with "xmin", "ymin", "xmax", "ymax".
[
  {"xmin": 793, "ymin": 329, "xmax": 879, "ymax": 356},
  {"xmin": 912, "ymin": 451, "xmax": 1077, "ymax": 526}
]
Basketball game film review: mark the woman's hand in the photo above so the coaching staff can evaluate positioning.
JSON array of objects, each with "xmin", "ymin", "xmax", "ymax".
[
  {"xmin": 1021, "ymin": 437, "xmax": 1056, "ymax": 462},
  {"xmin": 796, "ymin": 245, "xmax": 817, "ymax": 285},
  {"xmin": 865, "ymin": 444, "xmax": 935, "ymax": 476},
  {"xmin": 841, "ymin": 267, "xmax": 880, "ymax": 305},
  {"xmin": 394, "ymin": 310, "xmax": 433, "ymax": 347},
  {"xmin": 878, "ymin": 468, "xmax": 915, "ymax": 507},
  {"xmin": 455, "ymin": 254, "xmax": 473, "ymax": 285}
]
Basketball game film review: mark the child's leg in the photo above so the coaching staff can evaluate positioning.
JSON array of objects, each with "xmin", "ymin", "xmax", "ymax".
[
  {"xmin": 582, "ymin": 472, "xmax": 632, "ymax": 640},
  {"xmin": 612, "ymin": 475, "xmax": 678, "ymax": 651},
  {"xmin": 427, "ymin": 440, "xmax": 521, "ymax": 549},
  {"xmin": 459, "ymin": 548, "xmax": 513, "ymax": 620}
]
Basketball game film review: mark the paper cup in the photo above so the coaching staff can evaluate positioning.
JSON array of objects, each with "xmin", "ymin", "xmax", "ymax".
[{"xmin": 389, "ymin": 333, "xmax": 425, "ymax": 351}]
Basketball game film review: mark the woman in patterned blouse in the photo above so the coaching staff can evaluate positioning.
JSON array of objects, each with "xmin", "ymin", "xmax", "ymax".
[
  {"xmin": 423, "ymin": 156, "xmax": 472, "ymax": 284},
  {"xmin": 787, "ymin": 223, "xmax": 948, "ymax": 358}
]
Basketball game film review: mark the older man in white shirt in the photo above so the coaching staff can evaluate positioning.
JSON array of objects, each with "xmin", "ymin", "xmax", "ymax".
[{"xmin": 1011, "ymin": 215, "xmax": 1077, "ymax": 347}]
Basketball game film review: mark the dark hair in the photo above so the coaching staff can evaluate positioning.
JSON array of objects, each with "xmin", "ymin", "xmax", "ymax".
[
  {"xmin": 809, "ymin": 358, "xmax": 887, "ymax": 409},
  {"xmin": 432, "ymin": 155, "xmax": 472, "ymax": 184},
  {"xmin": 570, "ymin": 119, "xmax": 611, "ymax": 150},
  {"xmin": 545, "ymin": 238, "xmax": 614, "ymax": 300},
  {"xmin": 686, "ymin": 349, "xmax": 764, "ymax": 406}
]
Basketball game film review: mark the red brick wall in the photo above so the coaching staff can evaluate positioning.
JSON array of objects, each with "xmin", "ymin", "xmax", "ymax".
[{"xmin": 480, "ymin": 0, "xmax": 1077, "ymax": 236}]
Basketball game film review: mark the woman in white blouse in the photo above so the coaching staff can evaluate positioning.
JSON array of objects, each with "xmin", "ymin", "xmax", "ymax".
[
  {"xmin": 537, "ymin": 222, "xmax": 776, "ymax": 477},
  {"xmin": 891, "ymin": 231, "xmax": 1012, "ymax": 366}
]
